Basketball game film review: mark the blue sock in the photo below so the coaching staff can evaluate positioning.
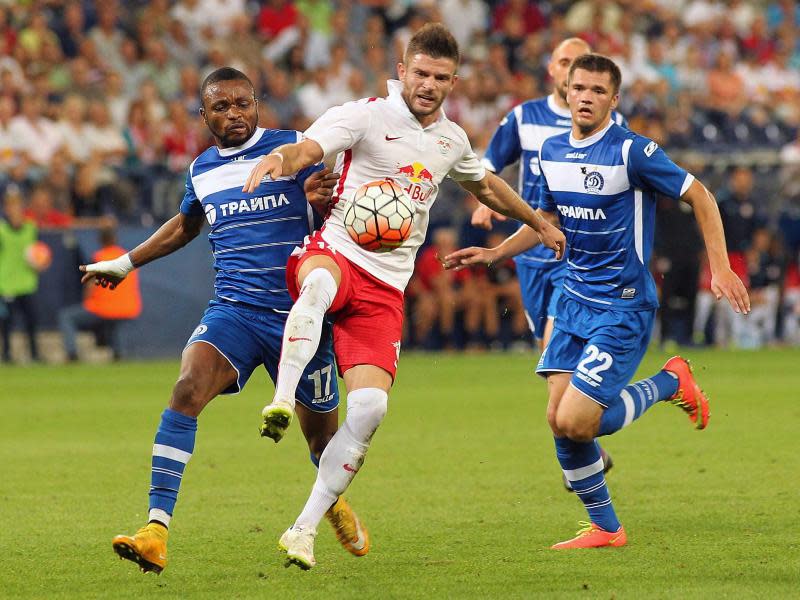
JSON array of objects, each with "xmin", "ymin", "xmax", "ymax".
[
  {"xmin": 598, "ymin": 370, "xmax": 678, "ymax": 436},
  {"xmin": 149, "ymin": 408, "xmax": 197, "ymax": 525},
  {"xmin": 309, "ymin": 451, "xmax": 320, "ymax": 468},
  {"xmin": 555, "ymin": 436, "xmax": 620, "ymax": 532}
]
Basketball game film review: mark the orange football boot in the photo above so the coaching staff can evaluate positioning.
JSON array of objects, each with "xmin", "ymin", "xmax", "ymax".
[
  {"xmin": 662, "ymin": 356, "xmax": 710, "ymax": 429},
  {"xmin": 551, "ymin": 522, "xmax": 627, "ymax": 549},
  {"xmin": 112, "ymin": 522, "xmax": 168, "ymax": 574},
  {"xmin": 325, "ymin": 497, "xmax": 369, "ymax": 556}
]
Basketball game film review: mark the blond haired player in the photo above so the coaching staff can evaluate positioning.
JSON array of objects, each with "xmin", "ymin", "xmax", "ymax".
[{"xmin": 242, "ymin": 23, "xmax": 565, "ymax": 569}]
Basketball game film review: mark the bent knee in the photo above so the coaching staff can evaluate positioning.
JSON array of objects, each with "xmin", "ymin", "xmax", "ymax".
[
  {"xmin": 555, "ymin": 413, "xmax": 596, "ymax": 442},
  {"xmin": 170, "ymin": 375, "xmax": 213, "ymax": 416}
]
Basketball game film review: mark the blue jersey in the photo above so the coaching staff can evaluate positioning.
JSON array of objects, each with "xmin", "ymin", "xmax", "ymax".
[
  {"xmin": 483, "ymin": 95, "xmax": 626, "ymax": 268},
  {"xmin": 539, "ymin": 121, "xmax": 694, "ymax": 311},
  {"xmin": 180, "ymin": 128, "xmax": 321, "ymax": 310}
]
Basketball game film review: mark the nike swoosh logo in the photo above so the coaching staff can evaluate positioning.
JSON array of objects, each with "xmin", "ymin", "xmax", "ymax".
[
  {"xmin": 385, "ymin": 135, "xmax": 402, "ymax": 141},
  {"xmin": 343, "ymin": 463, "xmax": 359, "ymax": 473},
  {"xmin": 288, "ymin": 336, "xmax": 312, "ymax": 342}
]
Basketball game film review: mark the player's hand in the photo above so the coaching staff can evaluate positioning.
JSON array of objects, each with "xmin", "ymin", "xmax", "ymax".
[
  {"xmin": 536, "ymin": 219, "xmax": 566, "ymax": 260},
  {"xmin": 79, "ymin": 254, "xmax": 134, "ymax": 290},
  {"xmin": 304, "ymin": 167, "xmax": 340, "ymax": 215},
  {"xmin": 711, "ymin": 267, "xmax": 751, "ymax": 315},
  {"xmin": 242, "ymin": 153, "xmax": 284, "ymax": 193},
  {"xmin": 442, "ymin": 246, "xmax": 499, "ymax": 271},
  {"xmin": 471, "ymin": 204, "xmax": 507, "ymax": 230}
]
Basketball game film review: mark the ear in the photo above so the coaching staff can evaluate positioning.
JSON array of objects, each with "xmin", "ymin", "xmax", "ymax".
[
  {"xmin": 610, "ymin": 92, "xmax": 619, "ymax": 111},
  {"xmin": 397, "ymin": 61, "xmax": 406, "ymax": 80}
]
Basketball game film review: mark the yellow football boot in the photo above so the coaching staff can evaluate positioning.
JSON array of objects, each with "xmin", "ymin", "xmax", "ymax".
[
  {"xmin": 325, "ymin": 497, "xmax": 369, "ymax": 556},
  {"xmin": 112, "ymin": 522, "xmax": 168, "ymax": 574}
]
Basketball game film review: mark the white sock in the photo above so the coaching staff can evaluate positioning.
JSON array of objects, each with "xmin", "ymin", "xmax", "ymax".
[
  {"xmin": 294, "ymin": 388, "xmax": 388, "ymax": 529},
  {"xmin": 274, "ymin": 268, "xmax": 338, "ymax": 402}
]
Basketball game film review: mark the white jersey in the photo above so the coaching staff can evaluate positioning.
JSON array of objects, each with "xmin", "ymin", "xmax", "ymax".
[{"xmin": 304, "ymin": 79, "xmax": 486, "ymax": 291}]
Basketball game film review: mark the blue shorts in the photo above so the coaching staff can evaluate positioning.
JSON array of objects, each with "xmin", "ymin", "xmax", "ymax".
[
  {"xmin": 186, "ymin": 301, "xmax": 338, "ymax": 413},
  {"xmin": 516, "ymin": 261, "xmax": 566, "ymax": 340},
  {"xmin": 535, "ymin": 294, "xmax": 655, "ymax": 407}
]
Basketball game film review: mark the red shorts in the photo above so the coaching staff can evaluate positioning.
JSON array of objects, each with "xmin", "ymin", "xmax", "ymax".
[{"xmin": 286, "ymin": 233, "xmax": 404, "ymax": 379}]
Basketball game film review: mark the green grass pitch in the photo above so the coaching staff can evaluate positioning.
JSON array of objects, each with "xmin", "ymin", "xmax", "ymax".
[{"xmin": 1, "ymin": 349, "xmax": 799, "ymax": 599}]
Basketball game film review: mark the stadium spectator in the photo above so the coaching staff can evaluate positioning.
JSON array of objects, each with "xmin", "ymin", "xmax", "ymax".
[
  {"xmin": 88, "ymin": 2, "xmax": 125, "ymax": 73},
  {"xmin": 23, "ymin": 184, "xmax": 72, "ymax": 229},
  {"xmin": 0, "ymin": 95, "xmax": 25, "ymax": 179},
  {"xmin": 409, "ymin": 227, "xmax": 483, "ymax": 350},
  {"xmin": 480, "ymin": 231, "xmax": 528, "ymax": 350},
  {"xmin": 258, "ymin": 0, "xmax": 299, "ymax": 41},
  {"xmin": 717, "ymin": 166, "xmax": 766, "ymax": 253},
  {"xmin": 0, "ymin": 187, "xmax": 42, "ymax": 362},
  {"xmin": 59, "ymin": 226, "xmax": 141, "ymax": 362},
  {"xmin": 9, "ymin": 94, "xmax": 63, "ymax": 170},
  {"xmin": 742, "ymin": 228, "xmax": 785, "ymax": 346}
]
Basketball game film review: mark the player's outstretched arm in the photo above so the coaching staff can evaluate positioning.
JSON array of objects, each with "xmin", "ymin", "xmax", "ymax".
[
  {"xmin": 242, "ymin": 139, "xmax": 325, "ymax": 194},
  {"xmin": 443, "ymin": 224, "xmax": 542, "ymax": 271},
  {"xmin": 682, "ymin": 179, "xmax": 750, "ymax": 314},
  {"xmin": 80, "ymin": 213, "xmax": 204, "ymax": 289},
  {"xmin": 459, "ymin": 172, "xmax": 565, "ymax": 259}
]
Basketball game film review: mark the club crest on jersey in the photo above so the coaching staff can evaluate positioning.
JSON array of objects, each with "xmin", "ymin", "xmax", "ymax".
[
  {"xmin": 204, "ymin": 204, "xmax": 217, "ymax": 225},
  {"xmin": 583, "ymin": 171, "xmax": 605, "ymax": 194},
  {"xmin": 436, "ymin": 137, "xmax": 452, "ymax": 154},
  {"xmin": 190, "ymin": 324, "xmax": 208, "ymax": 338}
]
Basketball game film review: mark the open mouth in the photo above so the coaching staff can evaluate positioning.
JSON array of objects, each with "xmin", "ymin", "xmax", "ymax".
[
  {"xmin": 577, "ymin": 107, "xmax": 593, "ymax": 118},
  {"xmin": 416, "ymin": 94, "xmax": 435, "ymax": 108}
]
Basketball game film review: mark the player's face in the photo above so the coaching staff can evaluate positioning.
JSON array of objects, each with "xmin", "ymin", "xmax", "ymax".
[
  {"xmin": 397, "ymin": 53, "xmax": 458, "ymax": 124},
  {"xmin": 567, "ymin": 69, "xmax": 618, "ymax": 135},
  {"xmin": 200, "ymin": 80, "xmax": 259, "ymax": 148},
  {"xmin": 548, "ymin": 42, "xmax": 590, "ymax": 102}
]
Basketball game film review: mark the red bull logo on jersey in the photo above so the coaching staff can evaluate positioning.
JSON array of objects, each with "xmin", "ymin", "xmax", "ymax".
[
  {"xmin": 557, "ymin": 205, "xmax": 607, "ymax": 220},
  {"xmin": 396, "ymin": 162, "xmax": 434, "ymax": 202}
]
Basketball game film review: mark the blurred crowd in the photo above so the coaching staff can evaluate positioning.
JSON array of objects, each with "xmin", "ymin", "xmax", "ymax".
[{"xmin": 1, "ymin": 0, "xmax": 800, "ymax": 358}]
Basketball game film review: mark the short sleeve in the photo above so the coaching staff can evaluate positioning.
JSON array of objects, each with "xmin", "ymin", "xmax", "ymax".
[
  {"xmin": 303, "ymin": 101, "xmax": 370, "ymax": 159},
  {"xmin": 448, "ymin": 137, "xmax": 487, "ymax": 182},
  {"xmin": 626, "ymin": 136, "xmax": 694, "ymax": 199},
  {"xmin": 538, "ymin": 174, "xmax": 556, "ymax": 213},
  {"xmin": 179, "ymin": 169, "xmax": 203, "ymax": 216},
  {"xmin": 483, "ymin": 109, "xmax": 521, "ymax": 173}
]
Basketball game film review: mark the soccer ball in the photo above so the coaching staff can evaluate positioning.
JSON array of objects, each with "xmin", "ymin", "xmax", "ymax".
[
  {"xmin": 25, "ymin": 241, "xmax": 52, "ymax": 272},
  {"xmin": 343, "ymin": 179, "xmax": 414, "ymax": 252}
]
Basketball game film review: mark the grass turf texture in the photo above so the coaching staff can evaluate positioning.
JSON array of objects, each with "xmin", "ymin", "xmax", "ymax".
[{"xmin": 1, "ymin": 349, "xmax": 798, "ymax": 599}]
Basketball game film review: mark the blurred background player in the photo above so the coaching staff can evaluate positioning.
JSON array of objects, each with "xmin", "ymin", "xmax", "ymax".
[
  {"xmin": 81, "ymin": 68, "xmax": 365, "ymax": 574},
  {"xmin": 0, "ymin": 186, "xmax": 46, "ymax": 363},
  {"xmin": 58, "ymin": 225, "xmax": 142, "ymax": 361},
  {"xmin": 446, "ymin": 54, "xmax": 749, "ymax": 549},
  {"xmin": 408, "ymin": 226, "xmax": 483, "ymax": 350},
  {"xmin": 242, "ymin": 23, "xmax": 565, "ymax": 569},
  {"xmin": 472, "ymin": 37, "xmax": 626, "ymax": 489}
]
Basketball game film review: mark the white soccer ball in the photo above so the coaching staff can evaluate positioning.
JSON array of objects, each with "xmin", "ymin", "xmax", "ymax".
[{"xmin": 343, "ymin": 179, "xmax": 414, "ymax": 252}]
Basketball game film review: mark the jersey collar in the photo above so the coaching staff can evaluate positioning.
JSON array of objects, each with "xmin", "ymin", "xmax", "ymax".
[
  {"xmin": 568, "ymin": 119, "xmax": 614, "ymax": 148},
  {"xmin": 217, "ymin": 127, "xmax": 265, "ymax": 157},
  {"xmin": 547, "ymin": 94, "xmax": 572, "ymax": 119},
  {"xmin": 386, "ymin": 79, "xmax": 446, "ymax": 129}
]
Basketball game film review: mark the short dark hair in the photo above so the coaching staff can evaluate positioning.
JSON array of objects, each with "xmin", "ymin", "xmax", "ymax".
[
  {"xmin": 404, "ymin": 23, "xmax": 460, "ymax": 66},
  {"xmin": 200, "ymin": 67, "xmax": 253, "ymax": 96},
  {"xmin": 568, "ymin": 54, "xmax": 622, "ymax": 93}
]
